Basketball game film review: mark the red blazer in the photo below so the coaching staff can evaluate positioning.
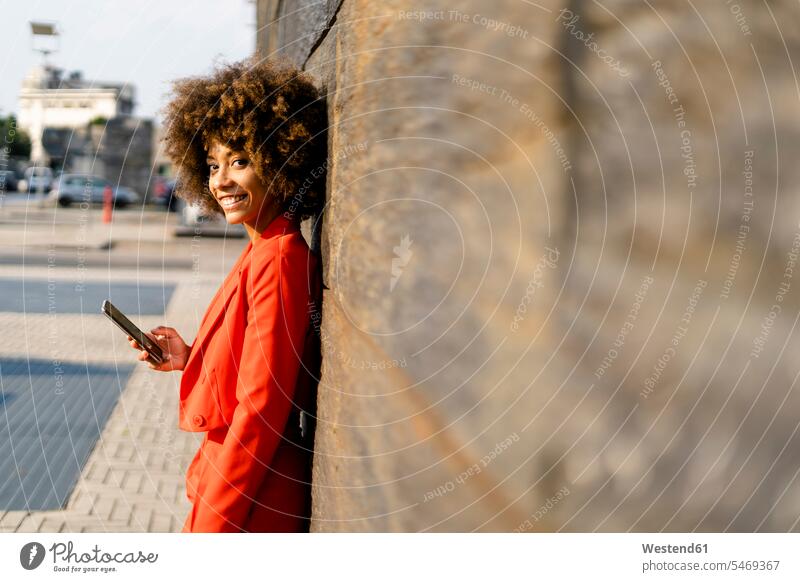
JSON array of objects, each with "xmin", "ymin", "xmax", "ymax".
[{"xmin": 178, "ymin": 214, "xmax": 320, "ymax": 533}]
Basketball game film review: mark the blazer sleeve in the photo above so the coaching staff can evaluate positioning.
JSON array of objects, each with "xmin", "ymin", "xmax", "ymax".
[{"xmin": 191, "ymin": 238, "xmax": 312, "ymax": 532}]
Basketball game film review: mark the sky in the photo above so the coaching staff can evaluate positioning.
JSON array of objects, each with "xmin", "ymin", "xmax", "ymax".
[{"xmin": 0, "ymin": 0, "xmax": 255, "ymax": 122}]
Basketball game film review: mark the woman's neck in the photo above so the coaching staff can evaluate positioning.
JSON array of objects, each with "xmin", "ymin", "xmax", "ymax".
[{"xmin": 244, "ymin": 203, "xmax": 283, "ymax": 243}]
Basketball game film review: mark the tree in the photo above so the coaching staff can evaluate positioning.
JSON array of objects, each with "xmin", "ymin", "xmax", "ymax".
[{"xmin": 0, "ymin": 115, "xmax": 32, "ymax": 159}]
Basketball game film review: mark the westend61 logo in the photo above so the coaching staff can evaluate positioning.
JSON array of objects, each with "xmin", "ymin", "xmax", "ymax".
[{"xmin": 19, "ymin": 541, "xmax": 158, "ymax": 574}]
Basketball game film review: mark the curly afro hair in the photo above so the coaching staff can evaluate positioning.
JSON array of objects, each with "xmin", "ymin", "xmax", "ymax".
[{"xmin": 161, "ymin": 56, "xmax": 327, "ymax": 222}]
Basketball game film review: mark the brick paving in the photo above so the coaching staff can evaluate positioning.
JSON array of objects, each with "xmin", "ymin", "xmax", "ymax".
[
  {"xmin": 0, "ymin": 279, "xmax": 212, "ymax": 532},
  {"xmin": 0, "ymin": 207, "xmax": 246, "ymax": 532}
]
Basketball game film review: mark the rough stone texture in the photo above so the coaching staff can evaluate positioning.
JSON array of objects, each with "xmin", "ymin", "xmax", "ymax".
[
  {"xmin": 257, "ymin": 0, "xmax": 343, "ymax": 66},
  {"xmin": 259, "ymin": 0, "xmax": 800, "ymax": 531}
]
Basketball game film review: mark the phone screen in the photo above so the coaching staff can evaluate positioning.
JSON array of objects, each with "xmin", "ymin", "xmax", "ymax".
[{"xmin": 101, "ymin": 300, "xmax": 164, "ymax": 364}]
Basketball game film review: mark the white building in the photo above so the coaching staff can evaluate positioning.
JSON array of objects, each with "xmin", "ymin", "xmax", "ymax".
[{"xmin": 17, "ymin": 65, "xmax": 134, "ymax": 163}]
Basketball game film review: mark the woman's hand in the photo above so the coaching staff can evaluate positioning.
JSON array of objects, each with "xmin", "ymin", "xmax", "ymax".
[{"xmin": 127, "ymin": 326, "xmax": 190, "ymax": 371}]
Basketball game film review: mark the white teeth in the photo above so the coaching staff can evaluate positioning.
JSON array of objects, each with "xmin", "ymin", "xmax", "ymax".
[{"xmin": 221, "ymin": 194, "xmax": 246, "ymax": 207}]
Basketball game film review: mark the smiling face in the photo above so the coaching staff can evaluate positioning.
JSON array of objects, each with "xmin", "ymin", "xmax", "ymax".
[{"xmin": 206, "ymin": 141, "xmax": 280, "ymax": 238}]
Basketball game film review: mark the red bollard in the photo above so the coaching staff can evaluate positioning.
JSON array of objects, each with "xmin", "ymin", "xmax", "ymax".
[{"xmin": 102, "ymin": 185, "xmax": 113, "ymax": 224}]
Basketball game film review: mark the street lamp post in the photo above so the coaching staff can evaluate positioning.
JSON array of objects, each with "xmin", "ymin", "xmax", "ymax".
[
  {"xmin": 29, "ymin": 22, "xmax": 59, "ymax": 204},
  {"xmin": 30, "ymin": 21, "xmax": 59, "ymax": 66}
]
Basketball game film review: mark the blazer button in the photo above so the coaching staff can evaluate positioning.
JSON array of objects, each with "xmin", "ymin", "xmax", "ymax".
[{"xmin": 192, "ymin": 414, "xmax": 206, "ymax": 428}]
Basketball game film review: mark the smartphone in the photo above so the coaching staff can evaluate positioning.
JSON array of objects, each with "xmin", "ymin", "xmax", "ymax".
[{"xmin": 101, "ymin": 299, "xmax": 164, "ymax": 364}]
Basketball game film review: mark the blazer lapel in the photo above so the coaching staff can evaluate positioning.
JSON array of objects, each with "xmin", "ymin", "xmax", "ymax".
[
  {"xmin": 189, "ymin": 241, "xmax": 252, "ymax": 361},
  {"xmin": 195, "ymin": 275, "xmax": 240, "ymax": 347}
]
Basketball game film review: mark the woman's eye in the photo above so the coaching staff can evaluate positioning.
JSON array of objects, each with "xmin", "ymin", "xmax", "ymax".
[
  {"xmin": 233, "ymin": 159, "xmax": 248, "ymax": 167},
  {"xmin": 207, "ymin": 163, "xmax": 218, "ymax": 172}
]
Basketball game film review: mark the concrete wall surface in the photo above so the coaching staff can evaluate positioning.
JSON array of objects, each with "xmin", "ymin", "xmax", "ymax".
[{"xmin": 258, "ymin": 0, "xmax": 800, "ymax": 532}]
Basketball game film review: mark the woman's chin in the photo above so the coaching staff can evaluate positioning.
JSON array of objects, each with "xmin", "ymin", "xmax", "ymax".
[{"xmin": 222, "ymin": 211, "xmax": 245, "ymax": 224}]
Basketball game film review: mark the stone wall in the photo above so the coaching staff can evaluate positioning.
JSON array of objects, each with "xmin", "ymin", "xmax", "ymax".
[{"xmin": 258, "ymin": 0, "xmax": 800, "ymax": 531}]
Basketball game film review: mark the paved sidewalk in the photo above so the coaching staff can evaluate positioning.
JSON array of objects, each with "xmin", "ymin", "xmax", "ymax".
[
  {"xmin": 0, "ymin": 281, "xmax": 212, "ymax": 533},
  {"xmin": 0, "ymin": 209, "xmax": 246, "ymax": 532}
]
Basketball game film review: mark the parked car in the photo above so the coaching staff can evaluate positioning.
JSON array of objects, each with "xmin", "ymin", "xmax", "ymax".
[
  {"xmin": 48, "ymin": 174, "xmax": 140, "ymax": 208},
  {"xmin": 18, "ymin": 166, "xmax": 53, "ymax": 194},
  {"xmin": 173, "ymin": 197, "xmax": 246, "ymax": 238},
  {"xmin": 152, "ymin": 176, "xmax": 179, "ymax": 212},
  {"xmin": 0, "ymin": 170, "xmax": 19, "ymax": 192}
]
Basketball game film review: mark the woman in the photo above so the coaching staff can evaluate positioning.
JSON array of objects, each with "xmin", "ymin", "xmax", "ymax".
[{"xmin": 128, "ymin": 57, "xmax": 327, "ymax": 532}]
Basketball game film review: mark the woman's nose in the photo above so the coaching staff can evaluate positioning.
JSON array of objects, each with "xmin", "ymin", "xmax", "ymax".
[{"xmin": 211, "ymin": 166, "xmax": 234, "ymax": 191}]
